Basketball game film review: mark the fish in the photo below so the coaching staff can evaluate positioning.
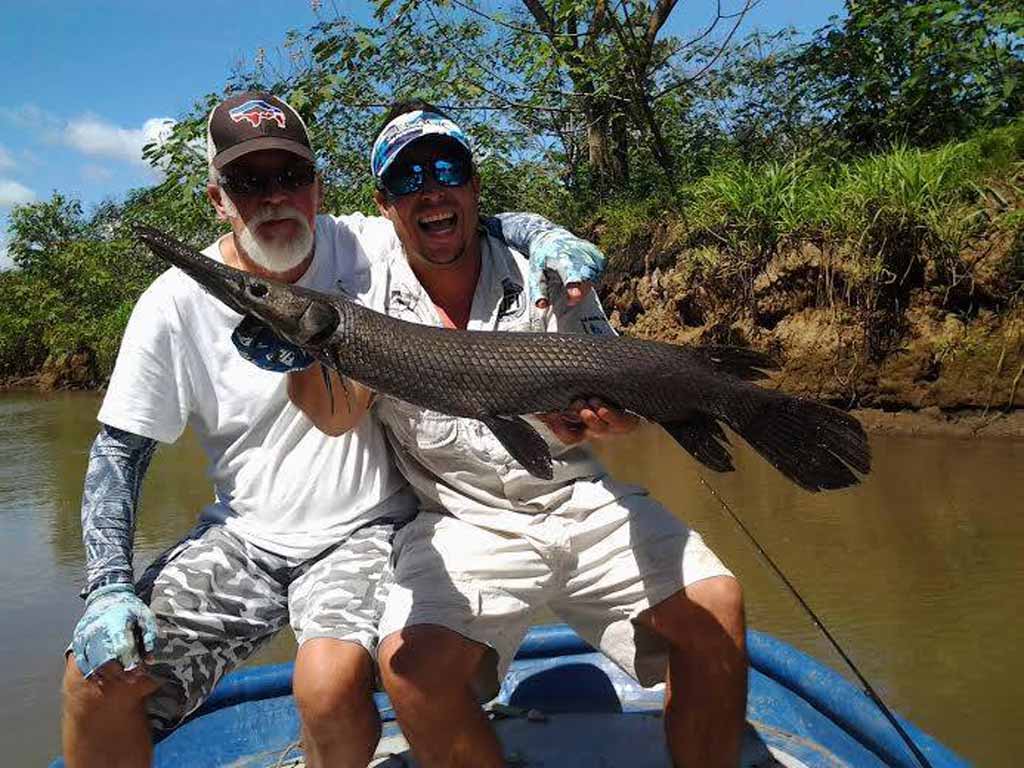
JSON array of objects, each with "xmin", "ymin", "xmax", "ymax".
[{"xmin": 134, "ymin": 224, "xmax": 871, "ymax": 491}]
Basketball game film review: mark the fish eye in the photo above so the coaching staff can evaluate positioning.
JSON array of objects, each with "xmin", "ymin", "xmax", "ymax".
[{"xmin": 249, "ymin": 283, "xmax": 268, "ymax": 298}]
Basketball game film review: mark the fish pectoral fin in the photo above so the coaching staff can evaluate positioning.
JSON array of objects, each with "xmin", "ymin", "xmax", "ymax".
[
  {"xmin": 481, "ymin": 415, "xmax": 554, "ymax": 480},
  {"xmin": 663, "ymin": 413, "xmax": 735, "ymax": 473}
]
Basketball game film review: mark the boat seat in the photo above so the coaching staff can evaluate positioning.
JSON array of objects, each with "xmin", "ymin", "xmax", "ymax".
[{"xmin": 507, "ymin": 661, "xmax": 624, "ymax": 714}]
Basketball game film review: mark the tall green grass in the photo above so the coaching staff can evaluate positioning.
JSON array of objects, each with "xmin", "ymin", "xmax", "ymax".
[{"xmin": 594, "ymin": 119, "xmax": 1024, "ymax": 299}]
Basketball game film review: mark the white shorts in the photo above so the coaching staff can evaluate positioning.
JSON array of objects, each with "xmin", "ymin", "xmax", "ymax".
[{"xmin": 378, "ymin": 490, "xmax": 733, "ymax": 697}]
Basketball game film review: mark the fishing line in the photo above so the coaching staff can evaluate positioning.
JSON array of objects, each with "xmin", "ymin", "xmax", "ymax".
[{"xmin": 696, "ymin": 473, "xmax": 935, "ymax": 768}]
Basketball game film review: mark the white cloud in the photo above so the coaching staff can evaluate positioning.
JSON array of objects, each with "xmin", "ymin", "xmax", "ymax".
[
  {"xmin": 63, "ymin": 115, "xmax": 175, "ymax": 168},
  {"xmin": 0, "ymin": 145, "xmax": 13, "ymax": 171},
  {"xmin": 0, "ymin": 179, "xmax": 35, "ymax": 207}
]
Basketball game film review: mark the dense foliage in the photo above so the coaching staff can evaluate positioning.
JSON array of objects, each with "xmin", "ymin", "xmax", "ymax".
[{"xmin": 1, "ymin": 0, "xmax": 1022, "ymax": 383}]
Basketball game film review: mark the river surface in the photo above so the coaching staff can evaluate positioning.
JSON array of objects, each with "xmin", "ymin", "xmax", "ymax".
[{"xmin": 1, "ymin": 391, "xmax": 1021, "ymax": 767}]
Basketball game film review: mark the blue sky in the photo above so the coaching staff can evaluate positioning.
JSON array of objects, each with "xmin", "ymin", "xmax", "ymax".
[{"xmin": 0, "ymin": 0, "xmax": 843, "ymax": 269}]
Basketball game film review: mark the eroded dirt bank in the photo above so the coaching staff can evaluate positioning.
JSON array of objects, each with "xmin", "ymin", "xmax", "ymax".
[{"xmin": 596, "ymin": 219, "xmax": 1023, "ymax": 438}]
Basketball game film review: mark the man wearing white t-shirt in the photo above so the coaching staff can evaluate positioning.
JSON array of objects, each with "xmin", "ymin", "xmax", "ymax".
[{"xmin": 59, "ymin": 91, "xmax": 608, "ymax": 768}]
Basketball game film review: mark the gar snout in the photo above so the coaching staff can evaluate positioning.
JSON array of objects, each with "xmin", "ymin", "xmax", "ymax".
[{"xmin": 133, "ymin": 224, "xmax": 340, "ymax": 348}]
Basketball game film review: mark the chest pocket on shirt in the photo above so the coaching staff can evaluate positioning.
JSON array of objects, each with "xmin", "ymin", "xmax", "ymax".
[{"xmin": 386, "ymin": 404, "xmax": 459, "ymax": 453}]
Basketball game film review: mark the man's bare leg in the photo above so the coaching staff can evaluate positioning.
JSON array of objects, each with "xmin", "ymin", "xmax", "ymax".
[
  {"xmin": 639, "ymin": 576, "xmax": 748, "ymax": 768},
  {"xmin": 61, "ymin": 655, "xmax": 160, "ymax": 768},
  {"xmin": 293, "ymin": 638, "xmax": 381, "ymax": 768},
  {"xmin": 378, "ymin": 624, "xmax": 504, "ymax": 768}
]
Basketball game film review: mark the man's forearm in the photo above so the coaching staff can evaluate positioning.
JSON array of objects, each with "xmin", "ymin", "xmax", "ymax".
[
  {"xmin": 487, "ymin": 212, "xmax": 560, "ymax": 251},
  {"xmin": 486, "ymin": 213, "xmax": 607, "ymax": 307},
  {"xmin": 80, "ymin": 425, "xmax": 157, "ymax": 596},
  {"xmin": 288, "ymin": 364, "xmax": 374, "ymax": 436}
]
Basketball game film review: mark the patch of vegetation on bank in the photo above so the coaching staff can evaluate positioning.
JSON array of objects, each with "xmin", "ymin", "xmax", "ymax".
[{"xmin": 0, "ymin": 190, "xmax": 220, "ymax": 386}]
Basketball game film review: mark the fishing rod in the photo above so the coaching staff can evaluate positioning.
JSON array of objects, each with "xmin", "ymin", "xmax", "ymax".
[{"xmin": 696, "ymin": 474, "xmax": 935, "ymax": 768}]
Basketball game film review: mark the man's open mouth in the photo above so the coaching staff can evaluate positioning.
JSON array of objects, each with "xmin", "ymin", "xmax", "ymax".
[{"xmin": 418, "ymin": 211, "xmax": 457, "ymax": 233}]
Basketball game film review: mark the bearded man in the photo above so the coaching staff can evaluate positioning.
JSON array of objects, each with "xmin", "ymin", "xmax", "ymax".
[{"xmin": 59, "ymin": 91, "xmax": 607, "ymax": 768}]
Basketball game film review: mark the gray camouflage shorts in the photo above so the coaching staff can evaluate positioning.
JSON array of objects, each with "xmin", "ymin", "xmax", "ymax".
[{"xmin": 133, "ymin": 521, "xmax": 396, "ymax": 735}]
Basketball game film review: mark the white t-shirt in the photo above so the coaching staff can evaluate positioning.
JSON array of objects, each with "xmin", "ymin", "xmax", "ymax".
[{"xmin": 98, "ymin": 213, "xmax": 414, "ymax": 558}]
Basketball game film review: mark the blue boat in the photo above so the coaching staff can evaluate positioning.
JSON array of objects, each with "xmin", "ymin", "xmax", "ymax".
[{"xmin": 50, "ymin": 624, "xmax": 968, "ymax": 767}]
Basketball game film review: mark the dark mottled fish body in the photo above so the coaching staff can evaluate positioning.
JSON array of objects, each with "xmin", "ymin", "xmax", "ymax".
[{"xmin": 134, "ymin": 225, "xmax": 870, "ymax": 491}]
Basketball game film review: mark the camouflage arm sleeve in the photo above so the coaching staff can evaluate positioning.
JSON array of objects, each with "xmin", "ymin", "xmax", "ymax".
[
  {"xmin": 485, "ymin": 212, "xmax": 555, "ymax": 250},
  {"xmin": 80, "ymin": 425, "xmax": 158, "ymax": 597}
]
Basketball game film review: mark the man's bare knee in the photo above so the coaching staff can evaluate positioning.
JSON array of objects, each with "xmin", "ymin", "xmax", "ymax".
[
  {"xmin": 379, "ymin": 625, "xmax": 486, "ymax": 703},
  {"xmin": 293, "ymin": 639, "xmax": 375, "ymax": 730},
  {"xmin": 62, "ymin": 655, "xmax": 158, "ymax": 721},
  {"xmin": 687, "ymin": 576, "xmax": 745, "ymax": 641},
  {"xmin": 641, "ymin": 576, "xmax": 746, "ymax": 651}
]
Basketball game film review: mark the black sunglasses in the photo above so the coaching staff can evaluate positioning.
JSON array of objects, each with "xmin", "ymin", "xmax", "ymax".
[
  {"xmin": 220, "ymin": 163, "xmax": 317, "ymax": 197},
  {"xmin": 379, "ymin": 154, "xmax": 473, "ymax": 198}
]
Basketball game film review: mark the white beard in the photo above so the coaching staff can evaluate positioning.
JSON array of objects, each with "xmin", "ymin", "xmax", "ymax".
[{"xmin": 223, "ymin": 197, "xmax": 314, "ymax": 273}]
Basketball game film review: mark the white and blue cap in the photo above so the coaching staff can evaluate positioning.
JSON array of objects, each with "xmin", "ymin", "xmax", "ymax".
[{"xmin": 370, "ymin": 110, "xmax": 472, "ymax": 182}]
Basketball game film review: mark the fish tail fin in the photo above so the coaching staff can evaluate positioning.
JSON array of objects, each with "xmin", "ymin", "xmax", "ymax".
[
  {"xmin": 690, "ymin": 345, "xmax": 779, "ymax": 381},
  {"xmin": 726, "ymin": 397, "xmax": 871, "ymax": 492},
  {"xmin": 663, "ymin": 413, "xmax": 735, "ymax": 473}
]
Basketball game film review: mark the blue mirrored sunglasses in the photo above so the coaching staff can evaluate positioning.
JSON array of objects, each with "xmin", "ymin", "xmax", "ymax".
[{"xmin": 379, "ymin": 155, "xmax": 472, "ymax": 197}]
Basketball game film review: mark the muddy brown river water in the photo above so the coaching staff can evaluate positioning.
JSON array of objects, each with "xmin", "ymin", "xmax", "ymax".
[{"xmin": 1, "ymin": 391, "xmax": 1020, "ymax": 766}]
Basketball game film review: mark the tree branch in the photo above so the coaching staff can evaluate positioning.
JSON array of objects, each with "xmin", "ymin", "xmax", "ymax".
[
  {"xmin": 646, "ymin": 0, "xmax": 679, "ymax": 50},
  {"xmin": 654, "ymin": 0, "xmax": 756, "ymax": 99},
  {"xmin": 450, "ymin": 0, "xmax": 590, "ymax": 39},
  {"xmin": 521, "ymin": 0, "xmax": 560, "ymax": 42}
]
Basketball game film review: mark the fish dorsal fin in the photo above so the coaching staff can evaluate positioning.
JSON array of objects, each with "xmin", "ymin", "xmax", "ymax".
[{"xmin": 480, "ymin": 415, "xmax": 553, "ymax": 480}]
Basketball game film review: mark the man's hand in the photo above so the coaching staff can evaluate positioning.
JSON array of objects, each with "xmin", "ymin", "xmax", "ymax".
[
  {"xmin": 232, "ymin": 315, "xmax": 315, "ymax": 373},
  {"xmin": 537, "ymin": 398, "xmax": 640, "ymax": 445},
  {"xmin": 526, "ymin": 229, "xmax": 607, "ymax": 309},
  {"xmin": 71, "ymin": 583, "xmax": 157, "ymax": 680}
]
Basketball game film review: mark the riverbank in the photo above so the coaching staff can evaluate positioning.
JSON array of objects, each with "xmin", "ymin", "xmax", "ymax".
[
  {"xmin": 587, "ymin": 128, "xmax": 1024, "ymax": 435},
  {"xmin": 6, "ymin": 125, "xmax": 1024, "ymax": 438},
  {"xmin": 854, "ymin": 407, "xmax": 1024, "ymax": 438}
]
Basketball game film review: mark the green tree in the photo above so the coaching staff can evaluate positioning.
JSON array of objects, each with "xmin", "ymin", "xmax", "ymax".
[
  {"xmin": 6, "ymin": 193, "xmax": 88, "ymax": 278},
  {"xmin": 277, "ymin": 1, "xmax": 755, "ymax": 198},
  {"xmin": 799, "ymin": 0, "xmax": 1024, "ymax": 151}
]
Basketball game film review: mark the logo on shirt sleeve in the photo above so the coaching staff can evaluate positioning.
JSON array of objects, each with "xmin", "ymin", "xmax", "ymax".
[{"xmin": 497, "ymin": 277, "xmax": 525, "ymax": 320}]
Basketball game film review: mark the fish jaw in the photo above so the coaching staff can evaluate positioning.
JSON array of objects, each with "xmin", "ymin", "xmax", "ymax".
[{"xmin": 133, "ymin": 225, "xmax": 340, "ymax": 348}]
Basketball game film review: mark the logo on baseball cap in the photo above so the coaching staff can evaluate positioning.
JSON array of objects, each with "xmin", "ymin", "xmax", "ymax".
[
  {"xmin": 207, "ymin": 91, "xmax": 314, "ymax": 169},
  {"xmin": 370, "ymin": 110, "xmax": 472, "ymax": 181}
]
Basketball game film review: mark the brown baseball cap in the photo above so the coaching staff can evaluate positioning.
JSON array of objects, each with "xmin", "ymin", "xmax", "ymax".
[{"xmin": 206, "ymin": 91, "xmax": 314, "ymax": 169}]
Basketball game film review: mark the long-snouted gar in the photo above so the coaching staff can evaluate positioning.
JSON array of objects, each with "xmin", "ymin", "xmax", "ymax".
[{"xmin": 134, "ymin": 225, "xmax": 870, "ymax": 491}]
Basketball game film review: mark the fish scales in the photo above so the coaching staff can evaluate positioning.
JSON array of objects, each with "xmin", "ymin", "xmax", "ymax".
[{"xmin": 335, "ymin": 301, "xmax": 720, "ymax": 420}]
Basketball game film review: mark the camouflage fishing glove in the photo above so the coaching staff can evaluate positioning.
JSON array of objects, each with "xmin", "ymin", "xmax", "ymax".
[
  {"xmin": 526, "ymin": 228, "xmax": 606, "ymax": 307},
  {"xmin": 71, "ymin": 583, "xmax": 157, "ymax": 678},
  {"xmin": 487, "ymin": 213, "xmax": 607, "ymax": 307},
  {"xmin": 231, "ymin": 314, "xmax": 315, "ymax": 373}
]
